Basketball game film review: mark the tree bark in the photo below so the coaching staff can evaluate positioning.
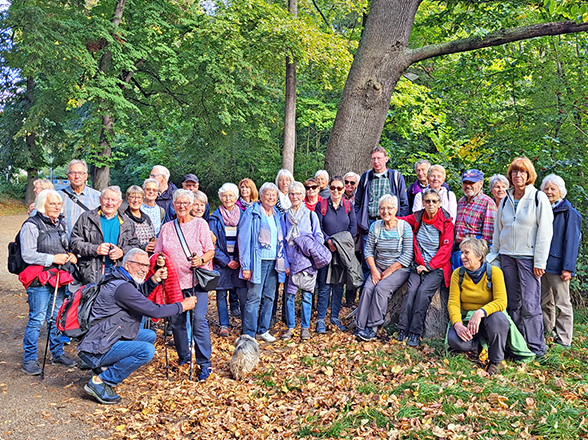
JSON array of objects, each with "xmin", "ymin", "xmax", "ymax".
[{"xmin": 282, "ymin": 0, "xmax": 297, "ymax": 173}]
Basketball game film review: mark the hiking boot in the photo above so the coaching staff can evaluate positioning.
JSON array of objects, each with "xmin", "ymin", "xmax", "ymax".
[
  {"xmin": 257, "ymin": 331, "xmax": 276, "ymax": 343},
  {"xmin": 316, "ymin": 320, "xmax": 326, "ymax": 334},
  {"xmin": 219, "ymin": 326, "xmax": 229, "ymax": 338},
  {"xmin": 198, "ymin": 366, "xmax": 212, "ymax": 382},
  {"xmin": 330, "ymin": 318, "xmax": 346, "ymax": 332},
  {"xmin": 301, "ymin": 328, "xmax": 311, "ymax": 340},
  {"xmin": 52, "ymin": 354, "xmax": 77, "ymax": 367},
  {"xmin": 486, "ymin": 362, "xmax": 503, "ymax": 376},
  {"xmin": 21, "ymin": 360, "xmax": 42, "ymax": 376},
  {"xmin": 282, "ymin": 328, "xmax": 294, "ymax": 340},
  {"xmin": 84, "ymin": 376, "xmax": 121, "ymax": 405},
  {"xmin": 407, "ymin": 333, "xmax": 420, "ymax": 347},
  {"xmin": 357, "ymin": 327, "xmax": 376, "ymax": 342},
  {"xmin": 396, "ymin": 330, "xmax": 407, "ymax": 342}
]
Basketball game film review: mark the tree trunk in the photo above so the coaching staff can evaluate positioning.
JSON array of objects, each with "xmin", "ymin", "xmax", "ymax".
[
  {"xmin": 24, "ymin": 77, "xmax": 39, "ymax": 204},
  {"xmin": 282, "ymin": 0, "xmax": 297, "ymax": 173},
  {"xmin": 93, "ymin": 113, "xmax": 114, "ymax": 190}
]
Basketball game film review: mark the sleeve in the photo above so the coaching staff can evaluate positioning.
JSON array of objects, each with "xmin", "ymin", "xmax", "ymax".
[
  {"xmin": 20, "ymin": 222, "xmax": 54, "ymax": 267},
  {"xmin": 447, "ymin": 269, "xmax": 463, "ymax": 325},
  {"xmin": 563, "ymin": 208, "xmax": 582, "ymax": 274},
  {"xmin": 162, "ymin": 203, "xmax": 175, "ymax": 225},
  {"xmin": 348, "ymin": 204, "xmax": 357, "ymax": 237},
  {"xmin": 198, "ymin": 220, "xmax": 215, "ymax": 254},
  {"xmin": 396, "ymin": 222, "xmax": 414, "ymax": 267},
  {"xmin": 354, "ymin": 173, "xmax": 366, "ymax": 214},
  {"xmin": 533, "ymin": 191, "xmax": 554, "ymax": 270},
  {"xmin": 481, "ymin": 199, "xmax": 497, "ymax": 244},
  {"xmin": 310, "ymin": 211, "xmax": 324, "ymax": 243},
  {"xmin": 490, "ymin": 200, "xmax": 503, "ymax": 256},
  {"xmin": 70, "ymin": 214, "xmax": 100, "ymax": 257},
  {"xmin": 121, "ymin": 221, "xmax": 140, "ymax": 255},
  {"xmin": 413, "ymin": 192, "xmax": 423, "ymax": 213},
  {"xmin": 396, "ymin": 173, "xmax": 410, "ymax": 217},
  {"xmin": 448, "ymin": 191, "xmax": 457, "ymax": 222},
  {"xmin": 153, "ymin": 223, "xmax": 166, "ymax": 255},
  {"xmin": 204, "ymin": 203, "xmax": 211, "ymax": 222},
  {"xmin": 427, "ymin": 218, "xmax": 454, "ymax": 270},
  {"xmin": 114, "ymin": 282, "xmax": 183, "ymax": 319},
  {"xmin": 237, "ymin": 210, "xmax": 253, "ymax": 271},
  {"xmin": 481, "ymin": 267, "xmax": 507, "ymax": 317},
  {"xmin": 364, "ymin": 223, "xmax": 377, "ymax": 259}
]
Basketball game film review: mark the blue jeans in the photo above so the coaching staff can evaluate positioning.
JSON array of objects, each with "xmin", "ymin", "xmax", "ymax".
[
  {"xmin": 80, "ymin": 329, "xmax": 156, "ymax": 386},
  {"xmin": 216, "ymin": 289, "xmax": 230, "ymax": 327},
  {"xmin": 23, "ymin": 285, "xmax": 66, "ymax": 363},
  {"xmin": 316, "ymin": 266, "xmax": 344, "ymax": 322},
  {"xmin": 243, "ymin": 260, "xmax": 277, "ymax": 337},
  {"xmin": 285, "ymin": 288, "xmax": 312, "ymax": 329}
]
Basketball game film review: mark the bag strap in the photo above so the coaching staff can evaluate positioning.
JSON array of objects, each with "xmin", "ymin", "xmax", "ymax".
[
  {"xmin": 173, "ymin": 219, "xmax": 192, "ymax": 260},
  {"xmin": 459, "ymin": 263, "xmax": 492, "ymax": 292},
  {"xmin": 458, "ymin": 266, "xmax": 465, "ymax": 292},
  {"xmin": 61, "ymin": 189, "xmax": 90, "ymax": 211},
  {"xmin": 320, "ymin": 199, "xmax": 327, "ymax": 216},
  {"xmin": 342, "ymin": 198, "xmax": 351, "ymax": 214}
]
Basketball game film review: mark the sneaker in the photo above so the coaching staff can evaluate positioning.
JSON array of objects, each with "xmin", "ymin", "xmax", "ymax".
[
  {"xmin": 60, "ymin": 335, "xmax": 71, "ymax": 345},
  {"xmin": 21, "ymin": 360, "xmax": 42, "ymax": 376},
  {"xmin": 486, "ymin": 362, "xmax": 503, "ymax": 376},
  {"xmin": 396, "ymin": 330, "xmax": 407, "ymax": 342},
  {"xmin": 219, "ymin": 326, "xmax": 229, "ymax": 337},
  {"xmin": 330, "ymin": 318, "xmax": 346, "ymax": 332},
  {"xmin": 257, "ymin": 331, "xmax": 276, "ymax": 343},
  {"xmin": 282, "ymin": 328, "xmax": 294, "ymax": 340},
  {"xmin": 407, "ymin": 333, "xmax": 420, "ymax": 347},
  {"xmin": 357, "ymin": 327, "xmax": 376, "ymax": 342},
  {"xmin": 52, "ymin": 354, "xmax": 77, "ymax": 367},
  {"xmin": 301, "ymin": 328, "xmax": 311, "ymax": 340},
  {"xmin": 84, "ymin": 376, "xmax": 121, "ymax": 405},
  {"xmin": 316, "ymin": 320, "xmax": 326, "ymax": 334},
  {"xmin": 198, "ymin": 366, "xmax": 212, "ymax": 382}
]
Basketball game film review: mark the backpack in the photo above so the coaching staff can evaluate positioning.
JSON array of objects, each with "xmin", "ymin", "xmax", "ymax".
[
  {"xmin": 7, "ymin": 232, "xmax": 26, "ymax": 275},
  {"xmin": 319, "ymin": 198, "xmax": 352, "ymax": 216},
  {"xmin": 458, "ymin": 263, "xmax": 492, "ymax": 292},
  {"xmin": 57, "ymin": 280, "xmax": 107, "ymax": 339}
]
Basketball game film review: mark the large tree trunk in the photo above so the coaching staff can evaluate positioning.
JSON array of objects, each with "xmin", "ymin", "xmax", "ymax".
[{"xmin": 282, "ymin": 0, "xmax": 297, "ymax": 173}]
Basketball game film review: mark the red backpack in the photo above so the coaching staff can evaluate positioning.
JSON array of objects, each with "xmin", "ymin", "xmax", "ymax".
[
  {"xmin": 319, "ymin": 198, "xmax": 352, "ymax": 216},
  {"xmin": 57, "ymin": 280, "xmax": 107, "ymax": 339}
]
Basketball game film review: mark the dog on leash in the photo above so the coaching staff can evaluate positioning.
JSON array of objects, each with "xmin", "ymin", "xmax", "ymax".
[{"xmin": 229, "ymin": 335, "xmax": 260, "ymax": 380}]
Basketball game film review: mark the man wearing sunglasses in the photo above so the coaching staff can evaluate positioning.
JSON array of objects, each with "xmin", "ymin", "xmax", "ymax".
[{"xmin": 342, "ymin": 172, "xmax": 360, "ymax": 203}]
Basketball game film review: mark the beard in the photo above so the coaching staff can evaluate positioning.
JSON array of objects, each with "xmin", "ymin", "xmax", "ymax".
[{"xmin": 130, "ymin": 272, "xmax": 147, "ymax": 284}]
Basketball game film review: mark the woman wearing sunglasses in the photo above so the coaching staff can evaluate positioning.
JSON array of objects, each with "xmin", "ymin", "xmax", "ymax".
[{"xmin": 304, "ymin": 177, "xmax": 324, "ymax": 211}]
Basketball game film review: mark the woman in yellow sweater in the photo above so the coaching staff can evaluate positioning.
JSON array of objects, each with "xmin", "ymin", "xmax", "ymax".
[{"xmin": 447, "ymin": 237, "xmax": 509, "ymax": 375}]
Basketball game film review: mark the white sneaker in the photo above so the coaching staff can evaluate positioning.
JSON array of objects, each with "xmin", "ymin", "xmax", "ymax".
[{"xmin": 257, "ymin": 331, "xmax": 276, "ymax": 343}]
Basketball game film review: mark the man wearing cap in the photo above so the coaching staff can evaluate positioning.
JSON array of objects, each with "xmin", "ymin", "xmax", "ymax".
[
  {"xmin": 453, "ymin": 169, "xmax": 497, "ymax": 268},
  {"xmin": 162, "ymin": 174, "xmax": 210, "ymax": 224}
]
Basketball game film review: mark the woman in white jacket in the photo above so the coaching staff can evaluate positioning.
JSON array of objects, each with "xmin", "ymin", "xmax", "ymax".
[{"xmin": 490, "ymin": 157, "xmax": 553, "ymax": 357}]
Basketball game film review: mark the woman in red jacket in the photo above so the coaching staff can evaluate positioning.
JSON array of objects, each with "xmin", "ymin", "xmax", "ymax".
[{"xmin": 397, "ymin": 188, "xmax": 454, "ymax": 347}]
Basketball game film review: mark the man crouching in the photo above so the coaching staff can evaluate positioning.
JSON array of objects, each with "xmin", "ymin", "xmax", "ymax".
[{"xmin": 77, "ymin": 248, "xmax": 196, "ymax": 404}]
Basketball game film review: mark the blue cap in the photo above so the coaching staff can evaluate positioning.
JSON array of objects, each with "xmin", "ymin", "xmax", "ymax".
[{"xmin": 462, "ymin": 169, "xmax": 484, "ymax": 183}]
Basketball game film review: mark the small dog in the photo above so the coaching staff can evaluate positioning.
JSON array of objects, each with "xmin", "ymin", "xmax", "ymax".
[{"xmin": 229, "ymin": 335, "xmax": 260, "ymax": 381}]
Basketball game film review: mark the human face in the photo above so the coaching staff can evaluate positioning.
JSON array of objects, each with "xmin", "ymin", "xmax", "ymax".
[
  {"xmin": 415, "ymin": 163, "xmax": 429, "ymax": 185},
  {"xmin": 288, "ymin": 189, "xmax": 304, "ymax": 209},
  {"xmin": 67, "ymin": 163, "xmax": 88, "ymax": 191},
  {"xmin": 221, "ymin": 191, "xmax": 237, "ymax": 211},
  {"xmin": 379, "ymin": 201, "xmax": 397, "ymax": 222},
  {"xmin": 428, "ymin": 170, "xmax": 445, "ymax": 190},
  {"xmin": 192, "ymin": 200, "xmax": 206, "ymax": 218},
  {"xmin": 510, "ymin": 169, "xmax": 528, "ymax": 190},
  {"xmin": 304, "ymin": 183, "xmax": 319, "ymax": 200},
  {"xmin": 124, "ymin": 253, "xmax": 150, "ymax": 284},
  {"xmin": 461, "ymin": 246, "xmax": 482, "ymax": 271},
  {"xmin": 44, "ymin": 194, "xmax": 63, "ymax": 222},
  {"xmin": 329, "ymin": 181, "xmax": 345, "ymax": 202},
  {"xmin": 278, "ymin": 176, "xmax": 292, "ymax": 195},
  {"xmin": 260, "ymin": 189, "xmax": 278, "ymax": 210},
  {"xmin": 371, "ymin": 152, "xmax": 388, "ymax": 174},
  {"xmin": 173, "ymin": 196, "xmax": 193, "ymax": 220},
  {"xmin": 34, "ymin": 182, "xmax": 46, "ymax": 196},
  {"xmin": 144, "ymin": 182, "xmax": 158, "ymax": 203},
  {"xmin": 100, "ymin": 189, "xmax": 122, "ymax": 217},
  {"xmin": 491, "ymin": 181, "xmax": 508, "ymax": 204},
  {"xmin": 543, "ymin": 182, "xmax": 562, "ymax": 204},
  {"xmin": 127, "ymin": 193, "xmax": 144, "ymax": 212},
  {"xmin": 150, "ymin": 168, "xmax": 167, "ymax": 188},
  {"xmin": 240, "ymin": 184, "xmax": 251, "ymax": 200},
  {"xmin": 182, "ymin": 181, "xmax": 199, "ymax": 193},
  {"xmin": 344, "ymin": 177, "xmax": 357, "ymax": 196},
  {"xmin": 316, "ymin": 174, "xmax": 327, "ymax": 190},
  {"xmin": 422, "ymin": 194, "xmax": 440, "ymax": 219},
  {"xmin": 462, "ymin": 180, "xmax": 483, "ymax": 199}
]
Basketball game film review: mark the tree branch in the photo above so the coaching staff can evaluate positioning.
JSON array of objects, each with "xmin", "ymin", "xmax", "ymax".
[{"xmin": 408, "ymin": 21, "xmax": 588, "ymax": 64}]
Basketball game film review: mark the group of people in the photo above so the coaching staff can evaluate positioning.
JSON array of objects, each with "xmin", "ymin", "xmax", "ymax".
[{"xmin": 18, "ymin": 149, "xmax": 582, "ymax": 404}]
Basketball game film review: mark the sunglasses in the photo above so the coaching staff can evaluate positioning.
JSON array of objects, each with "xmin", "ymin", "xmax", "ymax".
[
  {"xmin": 330, "ymin": 185, "xmax": 344, "ymax": 191},
  {"xmin": 305, "ymin": 185, "xmax": 319, "ymax": 190},
  {"xmin": 344, "ymin": 180, "xmax": 356, "ymax": 186},
  {"xmin": 423, "ymin": 199, "xmax": 440, "ymax": 204}
]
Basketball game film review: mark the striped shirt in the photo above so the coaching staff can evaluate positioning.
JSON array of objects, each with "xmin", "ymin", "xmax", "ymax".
[
  {"xmin": 60, "ymin": 185, "xmax": 101, "ymax": 237},
  {"xmin": 455, "ymin": 192, "xmax": 497, "ymax": 244},
  {"xmin": 416, "ymin": 222, "xmax": 440, "ymax": 264},
  {"xmin": 368, "ymin": 171, "xmax": 392, "ymax": 217},
  {"xmin": 365, "ymin": 220, "xmax": 414, "ymax": 270}
]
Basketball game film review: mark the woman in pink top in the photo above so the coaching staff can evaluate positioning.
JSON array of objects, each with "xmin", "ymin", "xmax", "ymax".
[{"xmin": 154, "ymin": 189, "xmax": 215, "ymax": 382}]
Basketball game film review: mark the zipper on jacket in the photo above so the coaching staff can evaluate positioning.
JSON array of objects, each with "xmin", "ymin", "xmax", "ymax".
[{"xmin": 106, "ymin": 325, "xmax": 121, "ymax": 342}]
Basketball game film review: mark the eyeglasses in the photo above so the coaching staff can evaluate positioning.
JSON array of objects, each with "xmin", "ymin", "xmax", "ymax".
[
  {"xmin": 129, "ymin": 260, "xmax": 150, "ymax": 269},
  {"xmin": 289, "ymin": 192, "xmax": 303, "ymax": 197},
  {"xmin": 423, "ymin": 199, "xmax": 440, "ymax": 204},
  {"xmin": 127, "ymin": 195, "xmax": 143, "ymax": 201},
  {"xmin": 305, "ymin": 185, "xmax": 319, "ymax": 190},
  {"xmin": 344, "ymin": 180, "xmax": 356, "ymax": 186},
  {"xmin": 67, "ymin": 171, "xmax": 87, "ymax": 176},
  {"xmin": 511, "ymin": 170, "xmax": 527, "ymax": 175},
  {"xmin": 175, "ymin": 201, "xmax": 191, "ymax": 206},
  {"xmin": 150, "ymin": 173, "xmax": 164, "ymax": 178},
  {"xmin": 330, "ymin": 186, "xmax": 344, "ymax": 191}
]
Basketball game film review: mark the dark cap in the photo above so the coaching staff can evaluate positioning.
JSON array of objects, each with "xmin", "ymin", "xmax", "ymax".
[
  {"xmin": 183, "ymin": 174, "xmax": 199, "ymax": 184},
  {"xmin": 462, "ymin": 169, "xmax": 484, "ymax": 183}
]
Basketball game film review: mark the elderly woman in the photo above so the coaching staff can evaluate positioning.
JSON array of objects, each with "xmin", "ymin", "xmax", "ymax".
[
  {"xmin": 397, "ymin": 188, "xmax": 454, "ymax": 347},
  {"xmin": 275, "ymin": 169, "xmax": 294, "ymax": 213},
  {"xmin": 315, "ymin": 170, "xmax": 330, "ymax": 199},
  {"xmin": 447, "ymin": 238, "xmax": 511, "ymax": 375},
  {"xmin": 238, "ymin": 183, "xmax": 286, "ymax": 342},
  {"xmin": 236, "ymin": 178, "xmax": 259, "ymax": 211},
  {"xmin": 280, "ymin": 181, "xmax": 325, "ymax": 340},
  {"xmin": 141, "ymin": 178, "xmax": 164, "ymax": 235},
  {"xmin": 355, "ymin": 195, "xmax": 414, "ymax": 341},
  {"xmin": 20, "ymin": 189, "xmax": 77, "ymax": 374},
  {"xmin": 489, "ymin": 174, "xmax": 509, "ymax": 207},
  {"xmin": 154, "ymin": 189, "xmax": 215, "ymax": 381},
  {"xmin": 124, "ymin": 185, "xmax": 156, "ymax": 253},
  {"xmin": 28, "ymin": 178, "xmax": 54, "ymax": 214},
  {"xmin": 343, "ymin": 172, "xmax": 360, "ymax": 202},
  {"xmin": 490, "ymin": 157, "xmax": 553, "ymax": 357},
  {"xmin": 413, "ymin": 165, "xmax": 457, "ymax": 221},
  {"xmin": 315, "ymin": 176, "xmax": 358, "ymax": 333},
  {"xmin": 304, "ymin": 177, "xmax": 324, "ymax": 211},
  {"xmin": 208, "ymin": 183, "xmax": 245, "ymax": 337},
  {"xmin": 540, "ymin": 174, "xmax": 582, "ymax": 348}
]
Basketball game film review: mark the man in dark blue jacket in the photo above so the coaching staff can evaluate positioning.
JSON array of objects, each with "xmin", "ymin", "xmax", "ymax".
[{"xmin": 78, "ymin": 249, "xmax": 196, "ymax": 404}]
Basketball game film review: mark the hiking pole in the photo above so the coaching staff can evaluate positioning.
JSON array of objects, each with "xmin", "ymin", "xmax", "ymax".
[
  {"xmin": 41, "ymin": 266, "xmax": 61, "ymax": 381},
  {"xmin": 159, "ymin": 253, "xmax": 170, "ymax": 381},
  {"xmin": 188, "ymin": 264, "xmax": 197, "ymax": 381}
]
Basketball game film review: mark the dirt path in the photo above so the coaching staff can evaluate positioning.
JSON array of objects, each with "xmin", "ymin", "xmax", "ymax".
[{"xmin": 0, "ymin": 214, "xmax": 105, "ymax": 440}]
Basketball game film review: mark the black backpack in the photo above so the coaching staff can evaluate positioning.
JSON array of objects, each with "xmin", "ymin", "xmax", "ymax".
[{"xmin": 7, "ymin": 232, "xmax": 26, "ymax": 275}]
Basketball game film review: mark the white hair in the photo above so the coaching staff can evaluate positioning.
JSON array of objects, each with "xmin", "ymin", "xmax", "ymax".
[
  {"xmin": 259, "ymin": 182, "xmax": 279, "ymax": 198},
  {"xmin": 343, "ymin": 172, "xmax": 360, "ymax": 182},
  {"xmin": 489, "ymin": 174, "xmax": 509, "ymax": 192},
  {"xmin": 218, "ymin": 183, "xmax": 239, "ymax": 200},
  {"xmin": 315, "ymin": 169, "xmax": 329, "ymax": 182},
  {"xmin": 414, "ymin": 159, "xmax": 431, "ymax": 170},
  {"xmin": 173, "ymin": 189, "xmax": 195, "ymax": 203},
  {"xmin": 35, "ymin": 189, "xmax": 63, "ymax": 214},
  {"xmin": 378, "ymin": 194, "xmax": 398, "ymax": 209},
  {"xmin": 540, "ymin": 174, "xmax": 567, "ymax": 199},
  {"xmin": 193, "ymin": 190, "xmax": 208, "ymax": 205},
  {"xmin": 152, "ymin": 165, "xmax": 170, "ymax": 181},
  {"xmin": 101, "ymin": 186, "xmax": 122, "ymax": 201},
  {"xmin": 142, "ymin": 178, "xmax": 159, "ymax": 190},
  {"xmin": 275, "ymin": 169, "xmax": 294, "ymax": 187},
  {"xmin": 123, "ymin": 248, "xmax": 148, "ymax": 266},
  {"xmin": 67, "ymin": 159, "xmax": 88, "ymax": 173},
  {"xmin": 288, "ymin": 181, "xmax": 306, "ymax": 198}
]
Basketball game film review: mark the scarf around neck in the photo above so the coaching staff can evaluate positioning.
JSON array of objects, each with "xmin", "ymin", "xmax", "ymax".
[
  {"xmin": 238, "ymin": 197, "xmax": 253, "ymax": 210},
  {"xmin": 124, "ymin": 206, "xmax": 146, "ymax": 224},
  {"xmin": 286, "ymin": 204, "xmax": 309, "ymax": 245},
  {"xmin": 220, "ymin": 204, "xmax": 240, "ymax": 226}
]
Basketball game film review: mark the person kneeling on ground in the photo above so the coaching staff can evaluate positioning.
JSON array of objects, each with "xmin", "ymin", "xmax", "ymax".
[{"xmin": 77, "ymin": 248, "xmax": 196, "ymax": 404}]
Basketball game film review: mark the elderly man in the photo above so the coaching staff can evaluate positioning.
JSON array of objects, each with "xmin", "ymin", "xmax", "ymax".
[
  {"xmin": 342, "ymin": 172, "xmax": 360, "ymax": 202},
  {"xmin": 60, "ymin": 159, "xmax": 101, "ymax": 237},
  {"xmin": 162, "ymin": 174, "xmax": 210, "ymax": 224},
  {"xmin": 150, "ymin": 165, "xmax": 178, "ymax": 210},
  {"xmin": 407, "ymin": 160, "xmax": 430, "ymax": 214},
  {"xmin": 78, "ymin": 249, "xmax": 197, "ymax": 404},
  {"xmin": 71, "ymin": 186, "xmax": 140, "ymax": 284},
  {"xmin": 453, "ymin": 169, "xmax": 497, "ymax": 268}
]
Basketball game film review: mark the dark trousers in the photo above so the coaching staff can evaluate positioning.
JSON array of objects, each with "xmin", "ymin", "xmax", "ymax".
[
  {"xmin": 169, "ymin": 288, "xmax": 211, "ymax": 368},
  {"xmin": 501, "ymin": 255, "xmax": 546, "ymax": 356},
  {"xmin": 447, "ymin": 311, "xmax": 510, "ymax": 363},
  {"xmin": 398, "ymin": 268, "xmax": 444, "ymax": 336}
]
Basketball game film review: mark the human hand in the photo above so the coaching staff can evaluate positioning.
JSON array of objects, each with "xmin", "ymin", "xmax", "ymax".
[
  {"xmin": 181, "ymin": 296, "xmax": 197, "ymax": 311},
  {"xmin": 156, "ymin": 253, "xmax": 166, "ymax": 267},
  {"xmin": 561, "ymin": 270, "xmax": 572, "ymax": 282},
  {"xmin": 228, "ymin": 260, "xmax": 240, "ymax": 270},
  {"xmin": 285, "ymin": 267, "xmax": 290, "ymax": 277},
  {"xmin": 371, "ymin": 268, "xmax": 382, "ymax": 285},
  {"xmin": 416, "ymin": 265, "xmax": 428, "ymax": 274},
  {"xmin": 53, "ymin": 253, "xmax": 69, "ymax": 265},
  {"xmin": 327, "ymin": 239, "xmax": 337, "ymax": 252},
  {"xmin": 152, "ymin": 267, "xmax": 168, "ymax": 283},
  {"xmin": 109, "ymin": 246, "xmax": 123, "ymax": 261},
  {"xmin": 533, "ymin": 267, "xmax": 545, "ymax": 277},
  {"xmin": 191, "ymin": 255, "xmax": 204, "ymax": 268},
  {"xmin": 242, "ymin": 270, "xmax": 251, "ymax": 281},
  {"xmin": 66, "ymin": 253, "xmax": 77, "ymax": 264},
  {"xmin": 97, "ymin": 243, "xmax": 111, "ymax": 256},
  {"xmin": 145, "ymin": 240, "xmax": 156, "ymax": 253},
  {"xmin": 454, "ymin": 322, "xmax": 472, "ymax": 342},
  {"xmin": 467, "ymin": 309, "xmax": 485, "ymax": 336}
]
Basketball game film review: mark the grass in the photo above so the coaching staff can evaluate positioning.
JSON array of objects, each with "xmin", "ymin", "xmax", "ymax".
[{"xmin": 0, "ymin": 196, "xmax": 27, "ymax": 216}]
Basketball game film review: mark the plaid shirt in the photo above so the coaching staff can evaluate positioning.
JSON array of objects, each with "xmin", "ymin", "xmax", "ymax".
[
  {"xmin": 368, "ymin": 171, "xmax": 392, "ymax": 217},
  {"xmin": 60, "ymin": 185, "xmax": 101, "ymax": 238},
  {"xmin": 455, "ymin": 191, "xmax": 497, "ymax": 244}
]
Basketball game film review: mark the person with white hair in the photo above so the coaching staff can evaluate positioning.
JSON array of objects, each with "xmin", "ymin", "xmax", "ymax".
[
  {"xmin": 407, "ymin": 159, "xmax": 431, "ymax": 214},
  {"xmin": 275, "ymin": 169, "xmax": 294, "ymax": 213},
  {"xmin": 315, "ymin": 170, "xmax": 330, "ymax": 198},
  {"xmin": 19, "ymin": 189, "xmax": 78, "ymax": 375},
  {"xmin": 342, "ymin": 172, "xmax": 360, "ymax": 203},
  {"xmin": 540, "ymin": 174, "xmax": 582, "ymax": 348},
  {"xmin": 150, "ymin": 165, "xmax": 178, "ymax": 210},
  {"xmin": 71, "ymin": 186, "xmax": 141, "ymax": 284}
]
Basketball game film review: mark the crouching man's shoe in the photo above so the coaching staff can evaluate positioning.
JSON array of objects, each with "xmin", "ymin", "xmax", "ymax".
[{"xmin": 84, "ymin": 376, "xmax": 121, "ymax": 405}]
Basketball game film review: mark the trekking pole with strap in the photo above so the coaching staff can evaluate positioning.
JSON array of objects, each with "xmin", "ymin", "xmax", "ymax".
[
  {"xmin": 188, "ymin": 265, "xmax": 196, "ymax": 381},
  {"xmin": 158, "ymin": 253, "xmax": 170, "ymax": 381},
  {"xmin": 41, "ymin": 265, "xmax": 61, "ymax": 381}
]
